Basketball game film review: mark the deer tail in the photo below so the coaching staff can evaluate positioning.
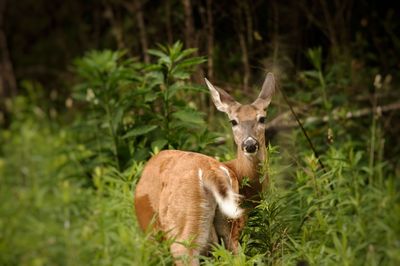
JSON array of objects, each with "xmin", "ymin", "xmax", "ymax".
[{"xmin": 198, "ymin": 166, "xmax": 243, "ymax": 219}]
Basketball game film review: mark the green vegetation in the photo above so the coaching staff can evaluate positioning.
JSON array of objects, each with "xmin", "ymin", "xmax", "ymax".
[{"xmin": 1, "ymin": 42, "xmax": 399, "ymax": 265}]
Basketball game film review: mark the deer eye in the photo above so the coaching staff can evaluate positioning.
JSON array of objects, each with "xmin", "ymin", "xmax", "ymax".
[
  {"xmin": 230, "ymin": 120, "xmax": 238, "ymax": 126},
  {"xmin": 258, "ymin": 117, "xmax": 266, "ymax": 124}
]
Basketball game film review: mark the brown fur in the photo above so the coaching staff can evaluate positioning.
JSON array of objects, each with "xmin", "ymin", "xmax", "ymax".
[
  {"xmin": 134, "ymin": 74, "xmax": 275, "ymax": 265},
  {"xmin": 135, "ymin": 151, "xmax": 241, "ymax": 265}
]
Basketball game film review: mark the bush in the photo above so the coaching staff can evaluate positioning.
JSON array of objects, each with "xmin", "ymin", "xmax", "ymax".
[{"xmin": 72, "ymin": 42, "xmax": 213, "ymax": 173}]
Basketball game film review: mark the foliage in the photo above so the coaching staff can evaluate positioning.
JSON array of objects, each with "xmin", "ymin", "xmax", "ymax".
[
  {"xmin": 241, "ymin": 144, "xmax": 400, "ymax": 265},
  {"xmin": 0, "ymin": 118, "xmax": 173, "ymax": 266},
  {"xmin": 1, "ymin": 42, "xmax": 399, "ymax": 266},
  {"xmin": 72, "ymin": 42, "xmax": 211, "ymax": 173}
]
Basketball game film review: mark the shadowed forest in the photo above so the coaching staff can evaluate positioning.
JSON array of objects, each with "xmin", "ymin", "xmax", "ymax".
[{"xmin": 1, "ymin": 0, "xmax": 400, "ymax": 265}]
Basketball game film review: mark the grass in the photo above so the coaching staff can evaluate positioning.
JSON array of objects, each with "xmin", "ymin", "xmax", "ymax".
[
  {"xmin": 1, "ymin": 112, "xmax": 399, "ymax": 266},
  {"xmin": 0, "ymin": 119, "xmax": 173, "ymax": 266}
]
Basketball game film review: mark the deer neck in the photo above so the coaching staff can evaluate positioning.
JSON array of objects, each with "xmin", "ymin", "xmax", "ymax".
[{"xmin": 224, "ymin": 145, "xmax": 266, "ymax": 199}]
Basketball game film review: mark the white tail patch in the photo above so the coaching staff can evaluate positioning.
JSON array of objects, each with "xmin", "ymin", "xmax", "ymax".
[
  {"xmin": 199, "ymin": 166, "xmax": 243, "ymax": 219},
  {"xmin": 213, "ymin": 190, "xmax": 243, "ymax": 219}
]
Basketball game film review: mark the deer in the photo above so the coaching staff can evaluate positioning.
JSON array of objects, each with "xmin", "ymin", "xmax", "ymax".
[{"xmin": 134, "ymin": 73, "xmax": 275, "ymax": 265}]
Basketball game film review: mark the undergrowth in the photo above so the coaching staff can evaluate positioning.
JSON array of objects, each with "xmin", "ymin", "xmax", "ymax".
[{"xmin": 0, "ymin": 43, "xmax": 399, "ymax": 265}]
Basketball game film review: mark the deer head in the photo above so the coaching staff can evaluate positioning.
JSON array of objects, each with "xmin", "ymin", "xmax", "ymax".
[{"xmin": 205, "ymin": 73, "xmax": 275, "ymax": 158}]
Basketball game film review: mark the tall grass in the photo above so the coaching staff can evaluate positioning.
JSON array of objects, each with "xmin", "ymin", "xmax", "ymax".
[
  {"xmin": 0, "ymin": 117, "xmax": 174, "ymax": 266},
  {"xmin": 0, "ymin": 44, "xmax": 399, "ymax": 265}
]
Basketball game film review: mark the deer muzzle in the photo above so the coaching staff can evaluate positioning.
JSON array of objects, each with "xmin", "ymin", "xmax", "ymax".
[{"xmin": 242, "ymin": 137, "xmax": 259, "ymax": 154}]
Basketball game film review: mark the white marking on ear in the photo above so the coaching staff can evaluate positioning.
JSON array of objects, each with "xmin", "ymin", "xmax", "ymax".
[
  {"xmin": 205, "ymin": 78, "xmax": 228, "ymax": 112},
  {"xmin": 219, "ymin": 166, "xmax": 232, "ymax": 186},
  {"xmin": 204, "ymin": 78, "xmax": 239, "ymax": 114}
]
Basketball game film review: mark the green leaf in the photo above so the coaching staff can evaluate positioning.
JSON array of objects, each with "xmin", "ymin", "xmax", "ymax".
[
  {"xmin": 122, "ymin": 125, "xmax": 157, "ymax": 139},
  {"xmin": 302, "ymin": 70, "xmax": 320, "ymax": 79},
  {"xmin": 112, "ymin": 107, "xmax": 124, "ymax": 132},
  {"xmin": 147, "ymin": 49, "xmax": 167, "ymax": 58},
  {"xmin": 151, "ymin": 139, "xmax": 168, "ymax": 151},
  {"xmin": 176, "ymin": 57, "xmax": 206, "ymax": 69},
  {"xmin": 166, "ymin": 83, "xmax": 206, "ymax": 99},
  {"xmin": 144, "ymin": 92, "xmax": 159, "ymax": 102},
  {"xmin": 170, "ymin": 69, "xmax": 190, "ymax": 80},
  {"xmin": 172, "ymin": 109, "xmax": 205, "ymax": 125}
]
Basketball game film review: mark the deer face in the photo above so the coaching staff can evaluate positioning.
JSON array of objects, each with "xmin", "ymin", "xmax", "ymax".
[
  {"xmin": 228, "ymin": 104, "xmax": 266, "ymax": 155},
  {"xmin": 205, "ymin": 73, "xmax": 275, "ymax": 156}
]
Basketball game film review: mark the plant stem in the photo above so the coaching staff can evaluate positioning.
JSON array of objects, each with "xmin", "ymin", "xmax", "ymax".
[
  {"xmin": 105, "ymin": 103, "xmax": 121, "ymax": 171},
  {"xmin": 163, "ymin": 66, "xmax": 172, "ymax": 144},
  {"xmin": 369, "ymin": 89, "xmax": 379, "ymax": 184},
  {"xmin": 318, "ymin": 70, "xmax": 329, "ymax": 111},
  {"xmin": 369, "ymin": 109, "xmax": 376, "ymax": 184}
]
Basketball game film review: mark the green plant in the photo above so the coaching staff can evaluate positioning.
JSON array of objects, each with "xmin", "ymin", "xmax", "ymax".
[
  {"xmin": 240, "ymin": 142, "xmax": 400, "ymax": 265},
  {"xmin": 1, "ymin": 40, "xmax": 399, "ymax": 266},
  {"xmin": 73, "ymin": 42, "xmax": 213, "ymax": 174},
  {"xmin": 0, "ymin": 108, "xmax": 174, "ymax": 266}
]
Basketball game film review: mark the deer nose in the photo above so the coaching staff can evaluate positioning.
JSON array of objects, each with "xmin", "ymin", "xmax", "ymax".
[{"xmin": 242, "ymin": 137, "xmax": 259, "ymax": 154}]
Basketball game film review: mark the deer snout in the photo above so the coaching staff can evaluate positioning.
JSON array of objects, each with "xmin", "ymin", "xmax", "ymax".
[{"xmin": 242, "ymin": 137, "xmax": 259, "ymax": 154}]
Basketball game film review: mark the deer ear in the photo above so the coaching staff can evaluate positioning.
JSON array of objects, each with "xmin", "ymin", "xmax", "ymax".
[
  {"xmin": 252, "ymin": 73, "xmax": 275, "ymax": 110},
  {"xmin": 205, "ymin": 78, "xmax": 238, "ymax": 113}
]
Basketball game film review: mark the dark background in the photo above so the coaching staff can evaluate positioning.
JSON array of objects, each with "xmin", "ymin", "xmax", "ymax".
[{"xmin": 2, "ymin": 1, "xmax": 400, "ymax": 90}]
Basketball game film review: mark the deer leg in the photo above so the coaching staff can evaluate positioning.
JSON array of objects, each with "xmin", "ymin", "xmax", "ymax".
[
  {"xmin": 228, "ymin": 216, "xmax": 245, "ymax": 254},
  {"xmin": 213, "ymin": 209, "xmax": 245, "ymax": 254},
  {"xmin": 202, "ymin": 225, "xmax": 218, "ymax": 256},
  {"xmin": 214, "ymin": 209, "xmax": 237, "ymax": 253},
  {"xmin": 170, "ymin": 241, "xmax": 200, "ymax": 266},
  {"xmin": 169, "ymin": 221, "xmax": 209, "ymax": 266}
]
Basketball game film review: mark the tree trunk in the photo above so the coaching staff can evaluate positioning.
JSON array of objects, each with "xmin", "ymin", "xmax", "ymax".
[
  {"xmin": 104, "ymin": 4, "xmax": 126, "ymax": 50},
  {"xmin": 235, "ymin": 1, "xmax": 251, "ymax": 92},
  {"xmin": 301, "ymin": 0, "xmax": 353, "ymax": 60},
  {"xmin": 238, "ymin": 31, "xmax": 250, "ymax": 92},
  {"xmin": 233, "ymin": 0, "xmax": 252, "ymax": 94},
  {"xmin": 181, "ymin": 0, "xmax": 195, "ymax": 48},
  {"xmin": 243, "ymin": 1, "xmax": 253, "ymax": 48},
  {"xmin": 0, "ymin": 0, "xmax": 17, "ymax": 100},
  {"xmin": 132, "ymin": 0, "xmax": 150, "ymax": 63},
  {"xmin": 206, "ymin": 0, "xmax": 214, "ymax": 80},
  {"xmin": 271, "ymin": 0, "xmax": 279, "ymax": 65},
  {"xmin": 319, "ymin": 0, "xmax": 339, "ymax": 54},
  {"xmin": 166, "ymin": 0, "xmax": 173, "ymax": 44}
]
